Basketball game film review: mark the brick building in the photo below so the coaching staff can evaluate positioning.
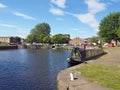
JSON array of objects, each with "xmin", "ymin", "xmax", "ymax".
[{"xmin": 69, "ymin": 37, "xmax": 84, "ymax": 46}]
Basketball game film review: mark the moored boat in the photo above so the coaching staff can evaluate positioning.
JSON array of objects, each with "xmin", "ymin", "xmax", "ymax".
[{"xmin": 67, "ymin": 47, "xmax": 86, "ymax": 65}]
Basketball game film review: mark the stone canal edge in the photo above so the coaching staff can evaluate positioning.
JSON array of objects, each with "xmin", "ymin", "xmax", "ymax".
[{"xmin": 57, "ymin": 63, "xmax": 111, "ymax": 90}]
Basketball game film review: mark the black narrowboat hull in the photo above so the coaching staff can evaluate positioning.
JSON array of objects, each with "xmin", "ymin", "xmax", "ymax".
[{"xmin": 67, "ymin": 58, "xmax": 83, "ymax": 65}]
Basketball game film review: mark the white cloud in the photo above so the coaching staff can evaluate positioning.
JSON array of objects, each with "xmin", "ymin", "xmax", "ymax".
[
  {"xmin": 67, "ymin": 12, "xmax": 99, "ymax": 31},
  {"xmin": 66, "ymin": 0, "xmax": 107, "ymax": 32},
  {"xmin": 13, "ymin": 12, "xmax": 36, "ymax": 20},
  {"xmin": 0, "ymin": 23, "xmax": 17, "ymax": 28},
  {"xmin": 85, "ymin": 0, "xmax": 106, "ymax": 14},
  {"xmin": 73, "ymin": 13, "xmax": 99, "ymax": 31},
  {"xmin": 49, "ymin": 7, "xmax": 64, "ymax": 15},
  {"xmin": 51, "ymin": 0, "xmax": 66, "ymax": 9},
  {"xmin": 49, "ymin": 0, "xmax": 106, "ymax": 32},
  {"xmin": 0, "ymin": 3, "xmax": 7, "ymax": 8},
  {"xmin": 74, "ymin": 13, "xmax": 98, "ymax": 28}
]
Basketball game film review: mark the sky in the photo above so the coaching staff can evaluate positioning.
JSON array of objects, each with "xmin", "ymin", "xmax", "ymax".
[{"xmin": 0, "ymin": 0, "xmax": 120, "ymax": 39}]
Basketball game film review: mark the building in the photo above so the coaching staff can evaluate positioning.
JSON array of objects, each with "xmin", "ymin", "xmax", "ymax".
[
  {"xmin": 69, "ymin": 37, "xmax": 84, "ymax": 46},
  {"xmin": 0, "ymin": 37, "xmax": 11, "ymax": 43},
  {"xmin": 0, "ymin": 37, "xmax": 22, "ymax": 44}
]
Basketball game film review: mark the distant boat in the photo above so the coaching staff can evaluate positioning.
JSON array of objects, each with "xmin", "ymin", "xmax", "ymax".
[{"xmin": 67, "ymin": 47, "xmax": 86, "ymax": 65}]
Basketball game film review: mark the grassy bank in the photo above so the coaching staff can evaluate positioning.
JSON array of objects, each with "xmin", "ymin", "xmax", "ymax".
[{"xmin": 77, "ymin": 64, "xmax": 120, "ymax": 90}]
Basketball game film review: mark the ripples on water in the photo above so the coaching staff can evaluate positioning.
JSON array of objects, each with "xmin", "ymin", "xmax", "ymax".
[{"xmin": 0, "ymin": 49, "xmax": 70, "ymax": 90}]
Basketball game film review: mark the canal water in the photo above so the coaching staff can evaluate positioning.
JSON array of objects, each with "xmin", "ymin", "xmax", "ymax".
[{"xmin": 0, "ymin": 49, "xmax": 70, "ymax": 90}]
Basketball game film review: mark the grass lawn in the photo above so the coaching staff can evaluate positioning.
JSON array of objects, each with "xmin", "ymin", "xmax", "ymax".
[{"xmin": 77, "ymin": 64, "xmax": 120, "ymax": 90}]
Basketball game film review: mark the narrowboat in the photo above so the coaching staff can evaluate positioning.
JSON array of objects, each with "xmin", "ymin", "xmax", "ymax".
[{"xmin": 67, "ymin": 47, "xmax": 86, "ymax": 65}]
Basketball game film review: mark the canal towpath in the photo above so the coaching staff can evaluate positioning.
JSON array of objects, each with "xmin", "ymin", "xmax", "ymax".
[
  {"xmin": 87, "ymin": 47, "xmax": 120, "ymax": 65},
  {"xmin": 57, "ymin": 47, "xmax": 120, "ymax": 90}
]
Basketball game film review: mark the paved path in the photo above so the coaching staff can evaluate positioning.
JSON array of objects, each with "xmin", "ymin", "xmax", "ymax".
[{"xmin": 88, "ymin": 47, "xmax": 120, "ymax": 65}]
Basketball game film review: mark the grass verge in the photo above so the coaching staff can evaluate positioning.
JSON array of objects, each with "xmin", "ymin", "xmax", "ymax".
[{"xmin": 77, "ymin": 64, "xmax": 120, "ymax": 90}]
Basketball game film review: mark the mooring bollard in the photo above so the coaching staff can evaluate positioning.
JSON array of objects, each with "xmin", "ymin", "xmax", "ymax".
[{"xmin": 70, "ymin": 73, "xmax": 74, "ymax": 81}]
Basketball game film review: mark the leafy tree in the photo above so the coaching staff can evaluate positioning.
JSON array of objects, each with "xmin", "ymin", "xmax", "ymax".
[
  {"xmin": 38, "ymin": 34, "xmax": 46, "ymax": 43},
  {"xmin": 10, "ymin": 37, "xmax": 21, "ymax": 44},
  {"xmin": 26, "ymin": 22, "xmax": 51, "ymax": 43},
  {"xmin": 51, "ymin": 34, "xmax": 69, "ymax": 44},
  {"xmin": 98, "ymin": 12, "xmax": 120, "ymax": 44},
  {"xmin": 26, "ymin": 34, "xmax": 39, "ymax": 43},
  {"xmin": 30, "ymin": 23, "xmax": 50, "ymax": 36},
  {"xmin": 43, "ymin": 36, "xmax": 51, "ymax": 43},
  {"xmin": 61, "ymin": 36, "xmax": 69, "ymax": 43},
  {"xmin": 51, "ymin": 35, "xmax": 59, "ymax": 44},
  {"xmin": 117, "ymin": 27, "xmax": 120, "ymax": 38}
]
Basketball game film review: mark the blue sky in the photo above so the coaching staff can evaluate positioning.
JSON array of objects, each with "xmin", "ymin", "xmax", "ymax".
[{"xmin": 0, "ymin": 0, "xmax": 120, "ymax": 39}]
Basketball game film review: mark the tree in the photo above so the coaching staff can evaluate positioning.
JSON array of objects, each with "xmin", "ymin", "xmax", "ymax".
[
  {"xmin": 43, "ymin": 36, "xmax": 51, "ymax": 43},
  {"xmin": 26, "ymin": 22, "xmax": 51, "ymax": 43},
  {"xmin": 10, "ymin": 37, "xmax": 21, "ymax": 44},
  {"xmin": 98, "ymin": 12, "xmax": 120, "ymax": 44},
  {"xmin": 26, "ymin": 34, "xmax": 39, "ymax": 43},
  {"xmin": 30, "ymin": 23, "xmax": 50, "ymax": 36},
  {"xmin": 38, "ymin": 34, "xmax": 46, "ymax": 43},
  {"xmin": 117, "ymin": 27, "xmax": 120, "ymax": 38},
  {"xmin": 51, "ymin": 34, "xmax": 69, "ymax": 44}
]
